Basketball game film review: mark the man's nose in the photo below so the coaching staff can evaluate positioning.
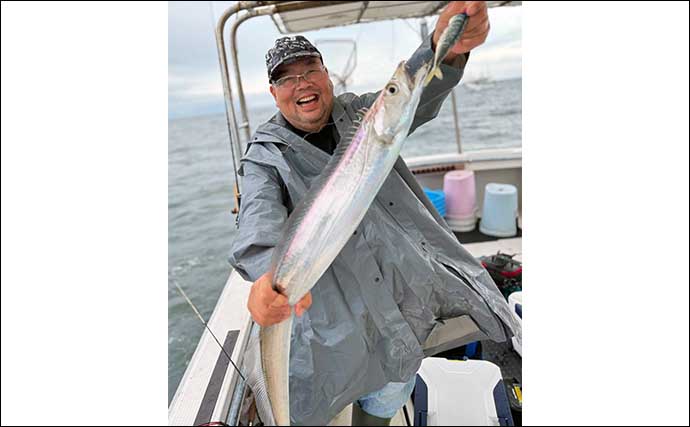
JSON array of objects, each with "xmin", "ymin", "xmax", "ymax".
[{"xmin": 294, "ymin": 75, "xmax": 312, "ymax": 90}]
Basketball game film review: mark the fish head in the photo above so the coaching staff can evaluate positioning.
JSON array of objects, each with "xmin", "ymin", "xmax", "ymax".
[{"xmin": 371, "ymin": 61, "xmax": 427, "ymax": 144}]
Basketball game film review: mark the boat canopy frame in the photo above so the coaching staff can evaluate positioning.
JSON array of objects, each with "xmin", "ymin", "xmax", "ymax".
[{"xmin": 214, "ymin": 1, "xmax": 520, "ymax": 213}]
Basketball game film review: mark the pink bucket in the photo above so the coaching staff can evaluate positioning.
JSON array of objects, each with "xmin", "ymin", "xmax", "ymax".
[{"xmin": 443, "ymin": 170, "xmax": 477, "ymax": 232}]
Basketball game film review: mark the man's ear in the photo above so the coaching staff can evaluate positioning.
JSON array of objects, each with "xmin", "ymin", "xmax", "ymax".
[{"xmin": 269, "ymin": 84, "xmax": 277, "ymax": 100}]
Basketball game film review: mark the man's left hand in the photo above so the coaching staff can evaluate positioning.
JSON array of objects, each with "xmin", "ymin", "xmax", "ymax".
[{"xmin": 433, "ymin": 1, "xmax": 490, "ymax": 62}]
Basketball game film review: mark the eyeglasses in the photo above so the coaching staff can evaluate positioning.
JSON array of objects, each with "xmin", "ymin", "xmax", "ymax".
[{"xmin": 272, "ymin": 66, "xmax": 327, "ymax": 89}]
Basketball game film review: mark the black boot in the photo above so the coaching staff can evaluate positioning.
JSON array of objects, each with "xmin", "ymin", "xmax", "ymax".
[{"xmin": 350, "ymin": 403, "xmax": 392, "ymax": 426}]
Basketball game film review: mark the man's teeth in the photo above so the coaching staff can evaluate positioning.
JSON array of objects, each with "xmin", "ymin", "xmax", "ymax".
[{"xmin": 297, "ymin": 95, "xmax": 317, "ymax": 104}]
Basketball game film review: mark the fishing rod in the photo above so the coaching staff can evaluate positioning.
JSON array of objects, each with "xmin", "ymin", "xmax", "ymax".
[{"xmin": 174, "ymin": 282, "xmax": 246, "ymax": 382}]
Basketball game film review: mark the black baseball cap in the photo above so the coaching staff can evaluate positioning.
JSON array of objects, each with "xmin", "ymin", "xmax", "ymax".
[{"xmin": 265, "ymin": 35, "xmax": 323, "ymax": 82}]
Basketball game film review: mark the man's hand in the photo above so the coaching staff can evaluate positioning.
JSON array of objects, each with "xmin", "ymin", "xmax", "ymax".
[
  {"xmin": 247, "ymin": 272, "xmax": 313, "ymax": 327},
  {"xmin": 433, "ymin": 1, "xmax": 490, "ymax": 62}
]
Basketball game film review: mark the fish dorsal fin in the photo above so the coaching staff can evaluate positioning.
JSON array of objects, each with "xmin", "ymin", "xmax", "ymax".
[{"xmin": 355, "ymin": 107, "xmax": 369, "ymax": 122}]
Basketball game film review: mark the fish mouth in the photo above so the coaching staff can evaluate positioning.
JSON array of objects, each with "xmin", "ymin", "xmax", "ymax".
[
  {"xmin": 402, "ymin": 62, "xmax": 430, "ymax": 91},
  {"xmin": 404, "ymin": 48, "xmax": 433, "ymax": 85},
  {"xmin": 399, "ymin": 61, "xmax": 415, "ymax": 88}
]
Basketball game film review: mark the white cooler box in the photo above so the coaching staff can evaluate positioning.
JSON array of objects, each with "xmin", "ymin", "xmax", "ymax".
[
  {"xmin": 414, "ymin": 357, "xmax": 514, "ymax": 426},
  {"xmin": 508, "ymin": 291, "xmax": 522, "ymax": 357}
]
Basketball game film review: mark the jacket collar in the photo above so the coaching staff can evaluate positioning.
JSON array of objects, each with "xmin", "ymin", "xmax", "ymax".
[
  {"xmin": 253, "ymin": 96, "xmax": 351, "ymax": 146},
  {"xmin": 250, "ymin": 97, "xmax": 354, "ymax": 164}
]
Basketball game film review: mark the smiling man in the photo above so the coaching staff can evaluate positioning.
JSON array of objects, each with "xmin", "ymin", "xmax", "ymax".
[
  {"xmin": 267, "ymin": 47, "xmax": 339, "ymax": 156},
  {"xmin": 228, "ymin": 2, "xmax": 514, "ymax": 426},
  {"xmin": 268, "ymin": 43, "xmax": 334, "ymax": 131}
]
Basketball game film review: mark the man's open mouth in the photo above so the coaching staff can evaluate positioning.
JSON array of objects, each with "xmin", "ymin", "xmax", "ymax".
[{"xmin": 296, "ymin": 94, "xmax": 319, "ymax": 107}]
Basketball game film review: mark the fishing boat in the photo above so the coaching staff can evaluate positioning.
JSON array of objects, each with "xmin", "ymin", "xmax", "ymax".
[
  {"xmin": 464, "ymin": 68, "xmax": 494, "ymax": 90},
  {"xmin": 169, "ymin": 1, "xmax": 522, "ymax": 425}
]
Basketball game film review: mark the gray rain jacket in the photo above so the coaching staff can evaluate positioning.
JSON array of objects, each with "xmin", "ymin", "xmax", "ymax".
[{"xmin": 229, "ymin": 36, "xmax": 519, "ymax": 425}]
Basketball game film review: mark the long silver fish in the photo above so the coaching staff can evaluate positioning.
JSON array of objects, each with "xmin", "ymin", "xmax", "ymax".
[{"xmin": 259, "ymin": 15, "xmax": 470, "ymax": 426}]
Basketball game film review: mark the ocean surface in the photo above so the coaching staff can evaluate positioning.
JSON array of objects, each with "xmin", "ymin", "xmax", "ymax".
[{"xmin": 168, "ymin": 77, "xmax": 521, "ymax": 402}]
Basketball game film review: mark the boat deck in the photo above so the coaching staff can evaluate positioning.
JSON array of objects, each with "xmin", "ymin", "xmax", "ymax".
[
  {"xmin": 170, "ymin": 229, "xmax": 522, "ymax": 426},
  {"xmin": 455, "ymin": 222, "xmax": 522, "ymax": 387},
  {"xmin": 328, "ymin": 233, "xmax": 523, "ymax": 426},
  {"xmin": 454, "ymin": 220, "xmax": 522, "ymax": 246}
]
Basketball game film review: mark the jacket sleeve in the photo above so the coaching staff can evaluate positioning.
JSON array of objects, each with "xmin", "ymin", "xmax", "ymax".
[
  {"xmin": 227, "ymin": 158, "xmax": 287, "ymax": 283},
  {"xmin": 356, "ymin": 34, "xmax": 467, "ymax": 135},
  {"xmin": 409, "ymin": 36, "xmax": 468, "ymax": 135}
]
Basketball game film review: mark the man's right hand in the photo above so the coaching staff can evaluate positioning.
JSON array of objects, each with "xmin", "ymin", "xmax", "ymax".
[{"xmin": 247, "ymin": 272, "xmax": 312, "ymax": 327}]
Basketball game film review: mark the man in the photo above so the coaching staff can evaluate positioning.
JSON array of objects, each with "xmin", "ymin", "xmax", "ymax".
[{"xmin": 229, "ymin": 2, "xmax": 513, "ymax": 425}]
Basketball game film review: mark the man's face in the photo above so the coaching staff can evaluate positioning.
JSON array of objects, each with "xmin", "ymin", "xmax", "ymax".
[{"xmin": 269, "ymin": 58, "xmax": 334, "ymax": 133}]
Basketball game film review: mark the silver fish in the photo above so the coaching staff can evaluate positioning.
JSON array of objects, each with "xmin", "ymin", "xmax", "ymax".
[
  {"xmin": 424, "ymin": 13, "xmax": 469, "ymax": 86},
  {"xmin": 260, "ymin": 62, "xmax": 427, "ymax": 426},
  {"xmin": 259, "ymin": 15, "xmax": 470, "ymax": 426}
]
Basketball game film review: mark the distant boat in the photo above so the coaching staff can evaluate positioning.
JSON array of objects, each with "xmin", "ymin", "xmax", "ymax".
[{"xmin": 464, "ymin": 69, "xmax": 493, "ymax": 90}]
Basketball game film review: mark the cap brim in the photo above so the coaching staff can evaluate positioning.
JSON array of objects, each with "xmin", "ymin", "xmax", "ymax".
[{"xmin": 269, "ymin": 52, "xmax": 322, "ymax": 80}]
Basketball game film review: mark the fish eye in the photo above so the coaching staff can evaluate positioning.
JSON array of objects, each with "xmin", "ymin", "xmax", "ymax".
[{"xmin": 386, "ymin": 84, "xmax": 398, "ymax": 95}]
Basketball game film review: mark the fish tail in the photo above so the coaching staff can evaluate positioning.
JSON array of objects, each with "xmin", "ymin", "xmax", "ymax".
[
  {"xmin": 424, "ymin": 66, "xmax": 444, "ymax": 86},
  {"xmin": 260, "ymin": 314, "xmax": 294, "ymax": 426}
]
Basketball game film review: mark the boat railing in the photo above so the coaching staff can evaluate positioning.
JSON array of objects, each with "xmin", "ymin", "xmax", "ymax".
[{"xmin": 214, "ymin": 0, "xmax": 521, "ymax": 212}]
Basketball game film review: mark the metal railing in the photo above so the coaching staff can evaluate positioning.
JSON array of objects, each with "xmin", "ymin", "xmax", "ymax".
[
  {"xmin": 214, "ymin": 1, "xmax": 520, "ymax": 213},
  {"xmin": 215, "ymin": 1, "xmax": 357, "ymax": 213}
]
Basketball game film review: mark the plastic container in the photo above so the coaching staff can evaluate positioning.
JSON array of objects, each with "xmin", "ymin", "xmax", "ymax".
[
  {"xmin": 508, "ymin": 291, "xmax": 522, "ymax": 357},
  {"xmin": 479, "ymin": 183, "xmax": 518, "ymax": 237},
  {"xmin": 415, "ymin": 358, "xmax": 513, "ymax": 426},
  {"xmin": 443, "ymin": 170, "xmax": 477, "ymax": 232},
  {"xmin": 423, "ymin": 188, "xmax": 446, "ymax": 217}
]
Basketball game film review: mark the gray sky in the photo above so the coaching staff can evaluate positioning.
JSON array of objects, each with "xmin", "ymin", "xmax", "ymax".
[{"xmin": 169, "ymin": 2, "xmax": 521, "ymax": 119}]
